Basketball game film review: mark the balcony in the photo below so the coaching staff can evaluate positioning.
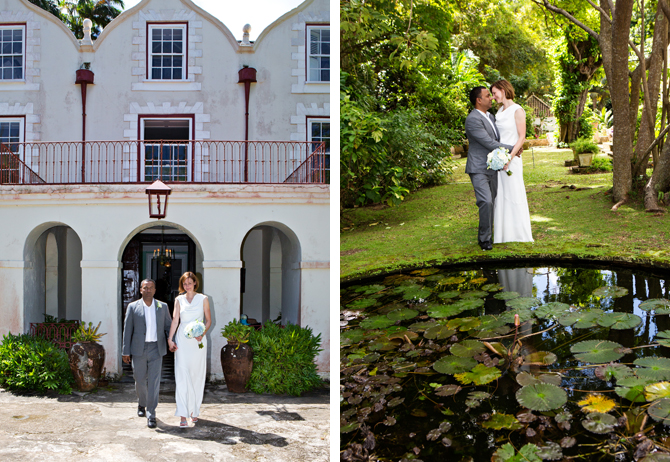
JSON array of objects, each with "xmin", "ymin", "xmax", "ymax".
[{"xmin": 0, "ymin": 140, "xmax": 328, "ymax": 185}]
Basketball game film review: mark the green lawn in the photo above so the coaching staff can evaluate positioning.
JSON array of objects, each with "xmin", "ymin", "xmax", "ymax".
[{"xmin": 340, "ymin": 147, "xmax": 670, "ymax": 280}]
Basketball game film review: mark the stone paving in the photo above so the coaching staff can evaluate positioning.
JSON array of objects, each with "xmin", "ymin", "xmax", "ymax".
[{"xmin": 0, "ymin": 382, "xmax": 330, "ymax": 461}]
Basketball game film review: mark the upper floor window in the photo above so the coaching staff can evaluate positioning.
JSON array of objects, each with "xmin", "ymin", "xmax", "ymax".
[
  {"xmin": 0, "ymin": 26, "xmax": 24, "ymax": 81},
  {"xmin": 148, "ymin": 24, "xmax": 186, "ymax": 80},
  {"xmin": 0, "ymin": 118, "xmax": 22, "ymax": 152},
  {"xmin": 308, "ymin": 118, "xmax": 329, "ymax": 183},
  {"xmin": 307, "ymin": 26, "xmax": 329, "ymax": 82}
]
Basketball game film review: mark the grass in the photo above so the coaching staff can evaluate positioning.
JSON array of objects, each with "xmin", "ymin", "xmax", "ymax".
[{"xmin": 340, "ymin": 147, "xmax": 670, "ymax": 280}]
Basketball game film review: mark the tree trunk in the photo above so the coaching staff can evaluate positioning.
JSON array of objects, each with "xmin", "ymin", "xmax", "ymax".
[
  {"xmin": 644, "ymin": 139, "xmax": 670, "ymax": 211},
  {"xmin": 609, "ymin": 0, "xmax": 635, "ymax": 203}
]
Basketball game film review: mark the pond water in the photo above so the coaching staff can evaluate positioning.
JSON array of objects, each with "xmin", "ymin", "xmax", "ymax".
[{"xmin": 340, "ymin": 264, "xmax": 670, "ymax": 462}]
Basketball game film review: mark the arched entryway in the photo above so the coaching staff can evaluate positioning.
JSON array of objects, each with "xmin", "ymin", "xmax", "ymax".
[
  {"xmin": 240, "ymin": 222, "xmax": 301, "ymax": 326},
  {"xmin": 119, "ymin": 223, "xmax": 203, "ymax": 382},
  {"xmin": 23, "ymin": 223, "xmax": 83, "ymax": 327}
]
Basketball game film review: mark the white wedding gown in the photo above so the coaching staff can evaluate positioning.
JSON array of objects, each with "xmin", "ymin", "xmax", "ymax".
[
  {"xmin": 493, "ymin": 103, "xmax": 534, "ymax": 243},
  {"xmin": 174, "ymin": 293, "xmax": 207, "ymax": 418}
]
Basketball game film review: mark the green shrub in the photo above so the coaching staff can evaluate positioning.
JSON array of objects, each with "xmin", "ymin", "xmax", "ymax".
[
  {"xmin": 578, "ymin": 106, "xmax": 595, "ymax": 140},
  {"xmin": 588, "ymin": 156, "xmax": 613, "ymax": 172},
  {"xmin": 570, "ymin": 137, "xmax": 599, "ymax": 156},
  {"xmin": 0, "ymin": 333, "xmax": 73, "ymax": 394},
  {"xmin": 247, "ymin": 322, "xmax": 322, "ymax": 396}
]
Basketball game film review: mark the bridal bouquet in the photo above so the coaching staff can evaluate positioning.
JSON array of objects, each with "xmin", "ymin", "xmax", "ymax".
[
  {"xmin": 184, "ymin": 320, "xmax": 206, "ymax": 349},
  {"xmin": 487, "ymin": 147, "xmax": 513, "ymax": 176}
]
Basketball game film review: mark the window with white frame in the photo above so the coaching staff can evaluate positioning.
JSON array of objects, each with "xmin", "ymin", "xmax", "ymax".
[
  {"xmin": 0, "ymin": 26, "xmax": 24, "ymax": 80},
  {"xmin": 148, "ymin": 24, "xmax": 186, "ymax": 80},
  {"xmin": 141, "ymin": 118, "xmax": 191, "ymax": 182},
  {"xmin": 307, "ymin": 26, "xmax": 329, "ymax": 82},
  {"xmin": 0, "ymin": 118, "xmax": 22, "ymax": 152},
  {"xmin": 308, "ymin": 118, "xmax": 329, "ymax": 182}
]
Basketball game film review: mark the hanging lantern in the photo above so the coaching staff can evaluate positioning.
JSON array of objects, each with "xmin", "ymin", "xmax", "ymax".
[{"xmin": 145, "ymin": 180, "xmax": 172, "ymax": 219}]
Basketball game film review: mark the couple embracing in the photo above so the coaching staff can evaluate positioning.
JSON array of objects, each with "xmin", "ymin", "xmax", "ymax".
[
  {"xmin": 465, "ymin": 80, "xmax": 534, "ymax": 250},
  {"xmin": 122, "ymin": 272, "xmax": 212, "ymax": 429}
]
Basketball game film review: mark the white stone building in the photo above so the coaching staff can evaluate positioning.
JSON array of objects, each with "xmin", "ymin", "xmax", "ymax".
[{"xmin": 0, "ymin": 0, "xmax": 330, "ymax": 379}]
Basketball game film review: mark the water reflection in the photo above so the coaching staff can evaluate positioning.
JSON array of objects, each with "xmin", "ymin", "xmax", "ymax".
[{"xmin": 498, "ymin": 268, "xmax": 533, "ymax": 297}]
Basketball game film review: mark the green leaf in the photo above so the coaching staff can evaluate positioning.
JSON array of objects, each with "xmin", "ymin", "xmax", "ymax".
[
  {"xmin": 505, "ymin": 297, "xmax": 542, "ymax": 310},
  {"xmin": 648, "ymin": 398, "xmax": 670, "ymax": 425},
  {"xmin": 455, "ymin": 363, "xmax": 502, "ymax": 385},
  {"xmin": 354, "ymin": 284, "xmax": 386, "ymax": 295},
  {"xmin": 570, "ymin": 340, "xmax": 625, "ymax": 363},
  {"xmin": 592, "ymin": 286, "xmax": 628, "ymax": 298},
  {"xmin": 437, "ymin": 290, "xmax": 460, "ymax": 300},
  {"xmin": 401, "ymin": 286, "xmax": 432, "ymax": 301},
  {"xmin": 426, "ymin": 304, "xmax": 464, "ymax": 318},
  {"xmin": 616, "ymin": 376, "xmax": 653, "ymax": 402},
  {"xmin": 634, "ymin": 357, "xmax": 670, "ymax": 380},
  {"xmin": 494, "ymin": 291, "xmax": 520, "ymax": 300},
  {"xmin": 558, "ymin": 309, "xmax": 603, "ymax": 328},
  {"xmin": 482, "ymin": 283, "xmax": 504, "ymax": 292},
  {"xmin": 423, "ymin": 325, "xmax": 456, "ymax": 340},
  {"xmin": 433, "ymin": 355, "xmax": 477, "ymax": 374},
  {"xmin": 533, "ymin": 302, "xmax": 571, "ymax": 319},
  {"xmin": 408, "ymin": 321, "xmax": 439, "ymax": 332},
  {"xmin": 441, "ymin": 276, "xmax": 466, "ymax": 285},
  {"xmin": 451, "ymin": 298, "xmax": 485, "ymax": 311},
  {"xmin": 657, "ymin": 330, "xmax": 670, "ymax": 347},
  {"xmin": 516, "ymin": 383, "xmax": 567, "ymax": 411},
  {"xmin": 450, "ymin": 339, "xmax": 486, "ymax": 357},
  {"xmin": 596, "ymin": 312, "xmax": 641, "ymax": 330},
  {"xmin": 536, "ymin": 441, "xmax": 562, "ymax": 461},
  {"xmin": 500, "ymin": 308, "xmax": 534, "ymax": 323},
  {"xmin": 581, "ymin": 412, "xmax": 617, "ymax": 434},
  {"xmin": 387, "ymin": 308, "xmax": 419, "ymax": 321},
  {"xmin": 360, "ymin": 315, "xmax": 395, "ymax": 329},
  {"xmin": 346, "ymin": 298, "xmax": 378, "ymax": 311},
  {"xmin": 639, "ymin": 299, "xmax": 670, "ymax": 313},
  {"xmin": 595, "ymin": 363, "xmax": 633, "ymax": 381},
  {"xmin": 481, "ymin": 413, "xmax": 523, "ymax": 430},
  {"xmin": 645, "ymin": 382, "xmax": 670, "ymax": 401},
  {"xmin": 447, "ymin": 316, "xmax": 481, "ymax": 331},
  {"xmin": 460, "ymin": 290, "xmax": 488, "ymax": 299},
  {"xmin": 341, "ymin": 422, "xmax": 359, "ymax": 433},
  {"xmin": 523, "ymin": 351, "xmax": 557, "ymax": 366}
]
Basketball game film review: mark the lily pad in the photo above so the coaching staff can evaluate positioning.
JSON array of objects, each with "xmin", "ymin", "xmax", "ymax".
[
  {"xmin": 341, "ymin": 422, "xmax": 359, "ymax": 433},
  {"xmin": 460, "ymin": 290, "xmax": 488, "ymax": 299},
  {"xmin": 433, "ymin": 356, "xmax": 477, "ymax": 374},
  {"xmin": 402, "ymin": 286, "xmax": 432, "ymax": 301},
  {"xmin": 516, "ymin": 383, "xmax": 567, "ymax": 411},
  {"xmin": 450, "ymin": 340, "xmax": 486, "ymax": 358},
  {"xmin": 657, "ymin": 330, "xmax": 670, "ymax": 347},
  {"xmin": 346, "ymin": 298, "xmax": 378, "ymax": 311},
  {"xmin": 592, "ymin": 285, "xmax": 628, "ymax": 298},
  {"xmin": 412, "ymin": 268, "xmax": 440, "ymax": 276},
  {"xmin": 578, "ymin": 394, "xmax": 617, "ymax": 413},
  {"xmin": 500, "ymin": 308, "xmax": 534, "ymax": 324},
  {"xmin": 368, "ymin": 336, "xmax": 401, "ymax": 351},
  {"xmin": 354, "ymin": 284, "xmax": 386, "ymax": 295},
  {"xmin": 494, "ymin": 291, "xmax": 520, "ymax": 300},
  {"xmin": 523, "ymin": 351, "xmax": 558, "ymax": 366},
  {"xmin": 639, "ymin": 299, "xmax": 670, "ymax": 314},
  {"xmin": 582, "ymin": 412, "xmax": 618, "ymax": 434},
  {"xmin": 387, "ymin": 308, "xmax": 419, "ymax": 321},
  {"xmin": 558, "ymin": 309, "xmax": 603, "ymax": 328},
  {"xmin": 506, "ymin": 297, "xmax": 542, "ymax": 310},
  {"xmin": 447, "ymin": 317, "xmax": 482, "ymax": 331},
  {"xmin": 442, "ymin": 276, "xmax": 466, "ymax": 285},
  {"xmin": 634, "ymin": 357, "xmax": 670, "ymax": 381},
  {"xmin": 455, "ymin": 363, "xmax": 502, "ymax": 385},
  {"xmin": 570, "ymin": 340, "xmax": 625, "ymax": 363},
  {"xmin": 648, "ymin": 398, "xmax": 670, "ymax": 425},
  {"xmin": 388, "ymin": 330, "xmax": 418, "ymax": 341},
  {"xmin": 438, "ymin": 290, "xmax": 460, "ymax": 300},
  {"xmin": 360, "ymin": 315, "xmax": 396, "ymax": 330},
  {"xmin": 341, "ymin": 329, "xmax": 368, "ymax": 344},
  {"xmin": 645, "ymin": 382, "xmax": 670, "ymax": 401},
  {"xmin": 427, "ymin": 304, "xmax": 464, "ymax": 318},
  {"xmin": 424, "ymin": 325, "xmax": 456, "ymax": 340},
  {"xmin": 482, "ymin": 283, "xmax": 504, "ymax": 292},
  {"xmin": 533, "ymin": 302, "xmax": 571, "ymax": 319},
  {"xmin": 435, "ymin": 384, "xmax": 462, "ymax": 397},
  {"xmin": 451, "ymin": 298, "xmax": 485, "ymax": 311},
  {"xmin": 536, "ymin": 442, "xmax": 562, "ymax": 461},
  {"xmin": 597, "ymin": 312, "xmax": 642, "ymax": 330},
  {"xmin": 616, "ymin": 377, "xmax": 653, "ymax": 402},
  {"xmin": 595, "ymin": 363, "xmax": 633, "ymax": 381},
  {"xmin": 481, "ymin": 413, "xmax": 523, "ymax": 430},
  {"xmin": 492, "ymin": 443, "xmax": 541, "ymax": 462}
]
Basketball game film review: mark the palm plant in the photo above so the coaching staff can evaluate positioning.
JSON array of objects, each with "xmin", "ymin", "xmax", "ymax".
[{"xmin": 59, "ymin": 0, "xmax": 124, "ymax": 39}]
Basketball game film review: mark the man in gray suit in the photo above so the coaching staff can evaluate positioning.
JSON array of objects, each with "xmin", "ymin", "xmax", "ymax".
[
  {"xmin": 122, "ymin": 279, "xmax": 174, "ymax": 428},
  {"xmin": 464, "ymin": 86, "xmax": 516, "ymax": 250}
]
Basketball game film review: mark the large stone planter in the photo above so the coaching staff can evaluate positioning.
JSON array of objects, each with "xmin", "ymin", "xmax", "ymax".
[
  {"xmin": 68, "ymin": 341, "xmax": 105, "ymax": 391},
  {"xmin": 578, "ymin": 153, "xmax": 594, "ymax": 167},
  {"xmin": 220, "ymin": 342, "xmax": 254, "ymax": 393}
]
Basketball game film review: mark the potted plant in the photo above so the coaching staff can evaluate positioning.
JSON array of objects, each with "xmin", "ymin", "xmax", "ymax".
[
  {"xmin": 220, "ymin": 318, "xmax": 254, "ymax": 393},
  {"xmin": 570, "ymin": 137, "xmax": 599, "ymax": 167},
  {"xmin": 68, "ymin": 322, "xmax": 106, "ymax": 392}
]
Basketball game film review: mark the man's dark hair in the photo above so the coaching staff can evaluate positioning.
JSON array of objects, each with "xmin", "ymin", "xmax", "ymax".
[
  {"xmin": 140, "ymin": 279, "xmax": 156, "ymax": 287},
  {"xmin": 469, "ymin": 86, "xmax": 486, "ymax": 107}
]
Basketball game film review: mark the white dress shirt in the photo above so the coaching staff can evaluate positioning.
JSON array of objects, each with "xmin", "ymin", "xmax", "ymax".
[
  {"xmin": 143, "ymin": 299, "xmax": 157, "ymax": 342},
  {"xmin": 476, "ymin": 109, "xmax": 498, "ymax": 138}
]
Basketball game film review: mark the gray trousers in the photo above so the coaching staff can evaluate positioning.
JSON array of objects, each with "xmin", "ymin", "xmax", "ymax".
[
  {"xmin": 469, "ymin": 172, "xmax": 498, "ymax": 243},
  {"xmin": 132, "ymin": 342, "xmax": 162, "ymax": 420}
]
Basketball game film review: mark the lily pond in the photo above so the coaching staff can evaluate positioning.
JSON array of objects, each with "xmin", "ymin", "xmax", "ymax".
[{"xmin": 340, "ymin": 264, "xmax": 670, "ymax": 461}]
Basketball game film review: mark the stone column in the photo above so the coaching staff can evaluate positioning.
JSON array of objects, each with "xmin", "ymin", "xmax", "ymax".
[
  {"xmin": 0, "ymin": 261, "xmax": 27, "ymax": 335},
  {"xmin": 80, "ymin": 260, "xmax": 122, "ymax": 376},
  {"xmin": 299, "ymin": 261, "xmax": 330, "ymax": 375},
  {"xmin": 202, "ymin": 260, "xmax": 243, "ymax": 381}
]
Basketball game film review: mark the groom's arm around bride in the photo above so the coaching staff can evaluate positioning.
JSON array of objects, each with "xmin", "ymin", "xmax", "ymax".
[{"xmin": 464, "ymin": 86, "xmax": 515, "ymax": 251}]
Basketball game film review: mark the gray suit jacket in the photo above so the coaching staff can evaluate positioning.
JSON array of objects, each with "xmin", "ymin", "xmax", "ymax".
[
  {"xmin": 122, "ymin": 299, "xmax": 172, "ymax": 357},
  {"xmin": 464, "ymin": 109, "xmax": 514, "ymax": 174}
]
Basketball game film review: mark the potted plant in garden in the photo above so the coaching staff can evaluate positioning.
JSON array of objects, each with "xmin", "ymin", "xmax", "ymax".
[
  {"xmin": 220, "ymin": 318, "xmax": 254, "ymax": 393},
  {"xmin": 570, "ymin": 137, "xmax": 599, "ymax": 167},
  {"xmin": 68, "ymin": 322, "xmax": 106, "ymax": 392}
]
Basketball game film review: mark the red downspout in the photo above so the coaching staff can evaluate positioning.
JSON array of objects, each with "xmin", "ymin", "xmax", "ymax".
[
  {"xmin": 75, "ymin": 69, "xmax": 94, "ymax": 181},
  {"xmin": 238, "ymin": 67, "xmax": 257, "ymax": 182}
]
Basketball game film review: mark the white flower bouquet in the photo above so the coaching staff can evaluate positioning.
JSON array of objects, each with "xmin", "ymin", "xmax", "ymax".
[
  {"xmin": 487, "ymin": 147, "xmax": 513, "ymax": 176},
  {"xmin": 184, "ymin": 320, "xmax": 206, "ymax": 349}
]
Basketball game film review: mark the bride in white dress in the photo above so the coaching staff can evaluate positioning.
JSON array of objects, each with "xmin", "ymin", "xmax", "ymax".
[
  {"xmin": 490, "ymin": 80, "xmax": 534, "ymax": 243},
  {"xmin": 167, "ymin": 271, "xmax": 212, "ymax": 428}
]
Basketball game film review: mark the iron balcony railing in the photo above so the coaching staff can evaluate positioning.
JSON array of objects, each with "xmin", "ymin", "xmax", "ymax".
[{"xmin": 0, "ymin": 140, "xmax": 328, "ymax": 185}]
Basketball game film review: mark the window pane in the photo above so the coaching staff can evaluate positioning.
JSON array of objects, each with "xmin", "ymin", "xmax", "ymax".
[
  {"xmin": 0, "ymin": 123, "xmax": 8, "ymax": 137},
  {"xmin": 162, "ymin": 56, "xmax": 172, "ymax": 67},
  {"xmin": 152, "ymin": 29, "xmax": 161, "ymax": 39},
  {"xmin": 162, "ymin": 68, "xmax": 171, "ymax": 79},
  {"xmin": 3, "ymin": 30, "xmax": 11, "ymax": 40},
  {"xmin": 321, "ymin": 69, "xmax": 329, "ymax": 81},
  {"xmin": 13, "ymin": 56, "xmax": 22, "ymax": 67},
  {"xmin": 173, "ymin": 42, "xmax": 182, "ymax": 53},
  {"xmin": 173, "ymin": 56, "xmax": 182, "ymax": 67},
  {"xmin": 13, "ymin": 68, "xmax": 21, "ymax": 79},
  {"xmin": 13, "ymin": 42, "xmax": 21, "ymax": 54},
  {"xmin": 311, "ymin": 123, "xmax": 321, "ymax": 138},
  {"xmin": 310, "ymin": 69, "xmax": 319, "ymax": 81},
  {"xmin": 3, "ymin": 57, "xmax": 11, "ymax": 67},
  {"xmin": 2, "ymin": 68, "xmax": 10, "ymax": 79},
  {"xmin": 174, "ymin": 29, "xmax": 182, "ymax": 40},
  {"xmin": 322, "ymin": 57, "xmax": 330, "ymax": 69},
  {"xmin": 13, "ymin": 29, "xmax": 21, "ymax": 41},
  {"xmin": 310, "ymin": 29, "xmax": 320, "ymax": 42},
  {"xmin": 163, "ymin": 29, "xmax": 172, "ymax": 40},
  {"xmin": 9, "ymin": 123, "xmax": 19, "ymax": 137},
  {"xmin": 152, "ymin": 41, "xmax": 161, "ymax": 53},
  {"xmin": 2, "ymin": 43, "xmax": 10, "ymax": 54},
  {"xmin": 322, "ymin": 43, "xmax": 329, "ymax": 55},
  {"xmin": 173, "ymin": 68, "xmax": 182, "ymax": 79},
  {"xmin": 310, "ymin": 41, "xmax": 320, "ymax": 55},
  {"xmin": 152, "ymin": 68, "xmax": 161, "ymax": 79},
  {"xmin": 162, "ymin": 41, "xmax": 172, "ymax": 53},
  {"xmin": 152, "ymin": 56, "xmax": 161, "ymax": 67},
  {"xmin": 322, "ymin": 123, "xmax": 330, "ymax": 138},
  {"xmin": 322, "ymin": 29, "xmax": 330, "ymax": 40}
]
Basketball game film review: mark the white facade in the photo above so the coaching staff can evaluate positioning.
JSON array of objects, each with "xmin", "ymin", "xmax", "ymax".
[{"xmin": 0, "ymin": 0, "xmax": 330, "ymax": 378}]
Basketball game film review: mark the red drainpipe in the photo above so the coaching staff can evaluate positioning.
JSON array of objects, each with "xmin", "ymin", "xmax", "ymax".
[
  {"xmin": 238, "ymin": 67, "xmax": 257, "ymax": 182},
  {"xmin": 75, "ymin": 68, "xmax": 94, "ymax": 181}
]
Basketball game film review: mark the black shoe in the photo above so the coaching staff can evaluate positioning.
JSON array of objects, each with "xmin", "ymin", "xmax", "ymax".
[
  {"xmin": 478, "ymin": 240, "xmax": 493, "ymax": 251},
  {"xmin": 137, "ymin": 406, "xmax": 146, "ymax": 418},
  {"xmin": 147, "ymin": 418, "xmax": 157, "ymax": 429}
]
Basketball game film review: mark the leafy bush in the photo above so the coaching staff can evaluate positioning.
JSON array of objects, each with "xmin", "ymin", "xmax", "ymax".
[
  {"xmin": 0, "ymin": 333, "xmax": 73, "ymax": 394},
  {"xmin": 589, "ymin": 157, "xmax": 613, "ymax": 172},
  {"xmin": 72, "ymin": 321, "xmax": 105, "ymax": 343},
  {"xmin": 570, "ymin": 137, "xmax": 599, "ymax": 155},
  {"xmin": 578, "ymin": 106, "xmax": 595, "ymax": 140},
  {"xmin": 247, "ymin": 322, "xmax": 322, "ymax": 396},
  {"xmin": 221, "ymin": 318, "xmax": 253, "ymax": 345}
]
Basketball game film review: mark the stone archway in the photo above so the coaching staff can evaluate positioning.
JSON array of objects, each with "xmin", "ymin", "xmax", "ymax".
[
  {"xmin": 23, "ymin": 223, "xmax": 83, "ymax": 328},
  {"xmin": 240, "ymin": 222, "xmax": 301, "ymax": 326}
]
